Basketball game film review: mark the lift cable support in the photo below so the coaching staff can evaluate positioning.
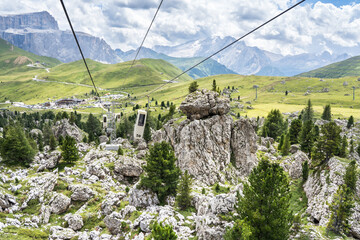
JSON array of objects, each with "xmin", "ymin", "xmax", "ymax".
[
  {"xmin": 137, "ymin": 0, "xmax": 306, "ymax": 100},
  {"xmin": 121, "ymin": 0, "xmax": 165, "ymax": 90},
  {"xmin": 60, "ymin": 0, "xmax": 100, "ymax": 98}
]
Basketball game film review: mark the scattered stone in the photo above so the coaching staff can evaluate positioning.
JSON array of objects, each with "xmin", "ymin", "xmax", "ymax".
[
  {"xmin": 49, "ymin": 193, "xmax": 71, "ymax": 214},
  {"xmin": 50, "ymin": 226, "xmax": 76, "ymax": 240},
  {"xmin": 64, "ymin": 213, "xmax": 83, "ymax": 231},
  {"xmin": 69, "ymin": 184, "xmax": 95, "ymax": 201},
  {"xmin": 128, "ymin": 184, "xmax": 159, "ymax": 208}
]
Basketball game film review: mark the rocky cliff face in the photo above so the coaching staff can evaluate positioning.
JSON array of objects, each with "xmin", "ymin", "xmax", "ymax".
[
  {"xmin": 0, "ymin": 11, "xmax": 122, "ymax": 64},
  {"xmin": 153, "ymin": 90, "xmax": 258, "ymax": 185},
  {"xmin": 0, "ymin": 11, "xmax": 58, "ymax": 30}
]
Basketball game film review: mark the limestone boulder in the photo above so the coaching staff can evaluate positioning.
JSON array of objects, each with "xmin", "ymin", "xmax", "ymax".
[
  {"xmin": 104, "ymin": 211, "xmax": 123, "ymax": 235},
  {"xmin": 50, "ymin": 226, "xmax": 76, "ymax": 240},
  {"xmin": 69, "ymin": 184, "xmax": 95, "ymax": 202},
  {"xmin": 49, "ymin": 193, "xmax": 71, "ymax": 214},
  {"xmin": 179, "ymin": 89, "xmax": 230, "ymax": 120},
  {"xmin": 64, "ymin": 213, "xmax": 83, "ymax": 231},
  {"xmin": 128, "ymin": 184, "xmax": 159, "ymax": 208},
  {"xmin": 281, "ymin": 151, "xmax": 309, "ymax": 179},
  {"xmin": 53, "ymin": 119, "xmax": 86, "ymax": 143},
  {"xmin": 114, "ymin": 156, "xmax": 144, "ymax": 181}
]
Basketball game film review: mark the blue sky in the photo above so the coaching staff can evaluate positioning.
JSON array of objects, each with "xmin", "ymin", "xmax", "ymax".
[{"xmin": 0, "ymin": 0, "xmax": 360, "ymax": 56}]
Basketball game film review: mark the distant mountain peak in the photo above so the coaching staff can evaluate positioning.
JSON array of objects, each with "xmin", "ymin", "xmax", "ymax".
[{"xmin": 0, "ymin": 11, "xmax": 59, "ymax": 30}]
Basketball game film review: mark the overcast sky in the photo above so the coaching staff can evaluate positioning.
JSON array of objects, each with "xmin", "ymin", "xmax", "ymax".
[{"xmin": 1, "ymin": 0, "xmax": 360, "ymax": 56}]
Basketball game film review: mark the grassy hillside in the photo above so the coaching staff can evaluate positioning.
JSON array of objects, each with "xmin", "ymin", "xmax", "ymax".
[
  {"xmin": 297, "ymin": 56, "xmax": 360, "ymax": 78},
  {"xmin": 0, "ymin": 38, "xmax": 61, "ymax": 75}
]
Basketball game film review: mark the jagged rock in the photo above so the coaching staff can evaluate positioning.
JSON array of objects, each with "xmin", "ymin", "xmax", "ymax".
[
  {"xmin": 49, "ymin": 193, "xmax": 71, "ymax": 214},
  {"xmin": 281, "ymin": 151, "xmax": 309, "ymax": 179},
  {"xmin": 6, "ymin": 217, "xmax": 21, "ymax": 227},
  {"xmin": 315, "ymin": 119, "xmax": 329, "ymax": 126},
  {"xmin": 153, "ymin": 115, "xmax": 232, "ymax": 184},
  {"xmin": 64, "ymin": 213, "xmax": 83, "ymax": 231},
  {"xmin": 53, "ymin": 119, "xmax": 86, "ymax": 143},
  {"xmin": 99, "ymin": 135, "xmax": 109, "ymax": 144},
  {"xmin": 114, "ymin": 156, "xmax": 144, "ymax": 181},
  {"xmin": 193, "ymin": 192, "xmax": 236, "ymax": 216},
  {"xmin": 49, "ymin": 226, "xmax": 76, "ymax": 240},
  {"xmin": 30, "ymin": 128, "xmax": 42, "ymax": 137},
  {"xmin": 69, "ymin": 184, "xmax": 95, "ymax": 202},
  {"xmin": 0, "ymin": 190, "xmax": 17, "ymax": 211},
  {"xmin": 104, "ymin": 212, "xmax": 123, "ymax": 235},
  {"xmin": 195, "ymin": 215, "xmax": 231, "ymax": 240},
  {"xmin": 304, "ymin": 157, "xmax": 345, "ymax": 225},
  {"xmin": 128, "ymin": 184, "xmax": 159, "ymax": 208},
  {"xmin": 83, "ymin": 149, "xmax": 116, "ymax": 165},
  {"xmin": 39, "ymin": 205, "xmax": 51, "ymax": 224},
  {"xmin": 179, "ymin": 89, "xmax": 230, "ymax": 120},
  {"xmin": 231, "ymin": 118, "xmax": 258, "ymax": 176},
  {"xmin": 36, "ymin": 150, "xmax": 61, "ymax": 171},
  {"xmin": 290, "ymin": 144, "xmax": 300, "ymax": 154},
  {"xmin": 23, "ymin": 171, "xmax": 57, "ymax": 207},
  {"xmin": 76, "ymin": 142, "xmax": 92, "ymax": 152},
  {"xmin": 101, "ymin": 192, "xmax": 127, "ymax": 216},
  {"xmin": 86, "ymin": 162, "xmax": 110, "ymax": 180},
  {"xmin": 136, "ymin": 150, "xmax": 147, "ymax": 159},
  {"xmin": 119, "ymin": 205, "xmax": 137, "ymax": 219},
  {"xmin": 136, "ymin": 140, "xmax": 147, "ymax": 151},
  {"xmin": 113, "ymin": 138, "xmax": 132, "ymax": 149}
]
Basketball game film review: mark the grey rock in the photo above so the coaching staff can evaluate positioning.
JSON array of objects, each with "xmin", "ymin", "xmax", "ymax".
[
  {"xmin": 114, "ymin": 156, "xmax": 143, "ymax": 180},
  {"xmin": 104, "ymin": 211, "xmax": 123, "ymax": 235},
  {"xmin": 69, "ymin": 184, "xmax": 95, "ymax": 202},
  {"xmin": 53, "ymin": 119, "xmax": 86, "ymax": 143},
  {"xmin": 179, "ymin": 89, "xmax": 230, "ymax": 120},
  {"xmin": 193, "ymin": 192, "xmax": 236, "ymax": 216},
  {"xmin": 30, "ymin": 128, "xmax": 43, "ymax": 137},
  {"xmin": 50, "ymin": 226, "xmax": 76, "ymax": 240},
  {"xmin": 231, "ymin": 118, "xmax": 258, "ymax": 176},
  {"xmin": 49, "ymin": 193, "xmax": 71, "ymax": 214},
  {"xmin": 99, "ymin": 135, "xmax": 109, "ymax": 144},
  {"xmin": 37, "ymin": 150, "xmax": 61, "ymax": 171},
  {"xmin": 101, "ymin": 192, "xmax": 127, "ymax": 216},
  {"xmin": 281, "ymin": 151, "xmax": 309, "ymax": 179},
  {"xmin": 128, "ymin": 184, "xmax": 159, "ymax": 208},
  {"xmin": 64, "ymin": 213, "xmax": 83, "ymax": 231},
  {"xmin": 290, "ymin": 144, "xmax": 300, "ymax": 154}
]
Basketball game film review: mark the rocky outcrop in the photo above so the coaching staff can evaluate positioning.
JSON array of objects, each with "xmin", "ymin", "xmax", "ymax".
[
  {"xmin": 281, "ymin": 151, "xmax": 309, "ymax": 179},
  {"xmin": 0, "ymin": 11, "xmax": 59, "ymax": 30},
  {"xmin": 114, "ymin": 156, "xmax": 144, "ymax": 182},
  {"xmin": 101, "ymin": 192, "xmax": 127, "ymax": 216},
  {"xmin": 193, "ymin": 193, "xmax": 236, "ymax": 216},
  {"xmin": 0, "ymin": 190, "xmax": 17, "ymax": 212},
  {"xmin": 35, "ymin": 150, "xmax": 61, "ymax": 171},
  {"xmin": 53, "ymin": 119, "xmax": 86, "ymax": 143},
  {"xmin": 69, "ymin": 184, "xmax": 95, "ymax": 202},
  {"xmin": 128, "ymin": 184, "xmax": 159, "ymax": 208},
  {"xmin": 104, "ymin": 212, "xmax": 123, "ymax": 235},
  {"xmin": 49, "ymin": 226, "xmax": 76, "ymax": 240},
  {"xmin": 231, "ymin": 118, "xmax": 258, "ymax": 176},
  {"xmin": 64, "ymin": 213, "xmax": 83, "ymax": 231},
  {"xmin": 49, "ymin": 193, "xmax": 71, "ymax": 214},
  {"xmin": 179, "ymin": 89, "xmax": 230, "ymax": 120}
]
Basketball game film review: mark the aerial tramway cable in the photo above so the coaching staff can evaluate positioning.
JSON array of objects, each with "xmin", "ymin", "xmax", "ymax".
[
  {"xmin": 60, "ymin": 0, "xmax": 100, "ymax": 98},
  {"xmin": 138, "ymin": 0, "xmax": 306, "ymax": 99}
]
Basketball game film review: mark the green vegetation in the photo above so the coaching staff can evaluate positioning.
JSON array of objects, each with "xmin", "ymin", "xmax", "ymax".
[
  {"xmin": 229, "ymin": 159, "xmax": 293, "ymax": 239},
  {"xmin": 0, "ymin": 124, "xmax": 36, "ymax": 166},
  {"xmin": 321, "ymin": 104, "xmax": 332, "ymax": 121},
  {"xmin": 61, "ymin": 136, "xmax": 79, "ymax": 164},
  {"xmin": 188, "ymin": 81, "xmax": 199, "ymax": 93},
  {"xmin": 151, "ymin": 221, "xmax": 178, "ymax": 240},
  {"xmin": 139, "ymin": 141, "xmax": 181, "ymax": 204},
  {"xmin": 289, "ymin": 119, "xmax": 302, "ymax": 144},
  {"xmin": 263, "ymin": 109, "xmax": 286, "ymax": 140},
  {"xmin": 176, "ymin": 170, "xmax": 192, "ymax": 210}
]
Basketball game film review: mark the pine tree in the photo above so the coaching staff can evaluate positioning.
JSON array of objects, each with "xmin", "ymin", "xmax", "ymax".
[
  {"xmin": 302, "ymin": 160, "xmax": 309, "ymax": 182},
  {"xmin": 38, "ymin": 134, "xmax": 44, "ymax": 152},
  {"xmin": 261, "ymin": 126, "xmax": 268, "ymax": 138},
  {"xmin": 58, "ymin": 135, "xmax": 64, "ymax": 146},
  {"xmin": 299, "ymin": 120, "xmax": 314, "ymax": 157},
  {"xmin": 212, "ymin": 79, "xmax": 217, "ymax": 92},
  {"xmin": 49, "ymin": 134, "xmax": 57, "ymax": 151},
  {"xmin": 289, "ymin": 119, "xmax": 302, "ymax": 144},
  {"xmin": 140, "ymin": 141, "xmax": 180, "ymax": 204},
  {"xmin": 69, "ymin": 112, "xmax": 76, "ymax": 125},
  {"xmin": 117, "ymin": 146, "xmax": 124, "ymax": 155},
  {"xmin": 0, "ymin": 124, "xmax": 36, "ymax": 166},
  {"xmin": 347, "ymin": 115, "xmax": 354, "ymax": 129},
  {"xmin": 188, "ymin": 81, "xmax": 199, "ymax": 93},
  {"xmin": 278, "ymin": 134, "xmax": 284, "ymax": 150},
  {"xmin": 350, "ymin": 139, "xmax": 354, "ymax": 153},
  {"xmin": 224, "ymin": 219, "xmax": 252, "ymax": 240},
  {"xmin": 143, "ymin": 121, "xmax": 151, "ymax": 143},
  {"xmin": 176, "ymin": 170, "xmax": 192, "ymax": 210},
  {"xmin": 43, "ymin": 123, "xmax": 52, "ymax": 146},
  {"xmin": 236, "ymin": 159, "xmax": 293, "ymax": 239},
  {"xmin": 302, "ymin": 99, "xmax": 314, "ymax": 122},
  {"xmin": 151, "ymin": 221, "xmax": 177, "ymax": 240},
  {"xmin": 281, "ymin": 133, "xmax": 290, "ymax": 156},
  {"xmin": 263, "ymin": 109, "xmax": 286, "ymax": 140},
  {"xmin": 339, "ymin": 135, "xmax": 348, "ymax": 158},
  {"xmin": 313, "ymin": 122, "xmax": 341, "ymax": 166},
  {"xmin": 61, "ymin": 136, "xmax": 79, "ymax": 164},
  {"xmin": 321, "ymin": 104, "xmax": 331, "ymax": 121},
  {"xmin": 344, "ymin": 160, "xmax": 357, "ymax": 193},
  {"xmin": 86, "ymin": 113, "xmax": 102, "ymax": 138}
]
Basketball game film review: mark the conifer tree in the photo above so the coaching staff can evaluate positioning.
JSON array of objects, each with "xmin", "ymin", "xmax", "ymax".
[
  {"xmin": 236, "ymin": 159, "xmax": 293, "ymax": 239},
  {"xmin": 117, "ymin": 146, "xmax": 124, "ymax": 156},
  {"xmin": 350, "ymin": 139, "xmax": 354, "ymax": 153},
  {"xmin": 281, "ymin": 133, "xmax": 291, "ymax": 156},
  {"xmin": 0, "ymin": 124, "xmax": 36, "ymax": 166},
  {"xmin": 151, "ymin": 221, "xmax": 177, "ymax": 240},
  {"xmin": 289, "ymin": 119, "xmax": 302, "ymax": 144},
  {"xmin": 140, "ymin": 141, "xmax": 180, "ymax": 204},
  {"xmin": 347, "ymin": 115, "xmax": 354, "ymax": 129},
  {"xmin": 188, "ymin": 81, "xmax": 199, "ymax": 93},
  {"xmin": 299, "ymin": 120, "xmax": 314, "ymax": 157},
  {"xmin": 313, "ymin": 122, "xmax": 341, "ymax": 166},
  {"xmin": 302, "ymin": 99, "xmax": 314, "ymax": 122},
  {"xmin": 43, "ymin": 123, "xmax": 52, "ymax": 145},
  {"xmin": 344, "ymin": 160, "xmax": 357, "ymax": 193},
  {"xmin": 263, "ymin": 109, "xmax": 286, "ymax": 140},
  {"xmin": 38, "ymin": 134, "xmax": 44, "ymax": 152},
  {"xmin": 86, "ymin": 113, "xmax": 102, "ymax": 138},
  {"xmin": 212, "ymin": 79, "xmax": 217, "ymax": 92},
  {"xmin": 321, "ymin": 104, "xmax": 331, "ymax": 121},
  {"xmin": 176, "ymin": 170, "xmax": 192, "ymax": 210},
  {"xmin": 302, "ymin": 160, "xmax": 309, "ymax": 182},
  {"xmin": 49, "ymin": 134, "xmax": 57, "ymax": 151},
  {"xmin": 143, "ymin": 121, "xmax": 151, "ymax": 143},
  {"xmin": 61, "ymin": 136, "xmax": 79, "ymax": 164},
  {"xmin": 58, "ymin": 135, "xmax": 64, "ymax": 146},
  {"xmin": 278, "ymin": 134, "xmax": 284, "ymax": 150}
]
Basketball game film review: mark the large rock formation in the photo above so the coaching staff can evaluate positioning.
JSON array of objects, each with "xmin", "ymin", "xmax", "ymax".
[
  {"xmin": 53, "ymin": 119, "xmax": 86, "ymax": 143},
  {"xmin": 153, "ymin": 90, "xmax": 258, "ymax": 184},
  {"xmin": 0, "ymin": 11, "xmax": 122, "ymax": 64},
  {"xmin": 179, "ymin": 89, "xmax": 230, "ymax": 120}
]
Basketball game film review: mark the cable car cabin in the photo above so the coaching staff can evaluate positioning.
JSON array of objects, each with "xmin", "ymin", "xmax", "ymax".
[
  {"xmin": 134, "ymin": 110, "xmax": 147, "ymax": 140},
  {"xmin": 102, "ymin": 115, "xmax": 107, "ymax": 128}
]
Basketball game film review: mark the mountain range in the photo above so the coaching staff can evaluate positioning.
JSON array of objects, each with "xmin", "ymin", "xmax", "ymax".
[{"xmin": 0, "ymin": 11, "xmax": 352, "ymax": 78}]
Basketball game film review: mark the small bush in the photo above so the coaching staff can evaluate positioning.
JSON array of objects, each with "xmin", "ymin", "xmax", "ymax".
[{"xmin": 151, "ymin": 221, "xmax": 178, "ymax": 240}]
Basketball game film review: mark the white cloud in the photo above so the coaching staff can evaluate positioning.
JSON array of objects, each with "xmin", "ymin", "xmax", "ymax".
[{"xmin": 0, "ymin": 0, "xmax": 360, "ymax": 56}]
